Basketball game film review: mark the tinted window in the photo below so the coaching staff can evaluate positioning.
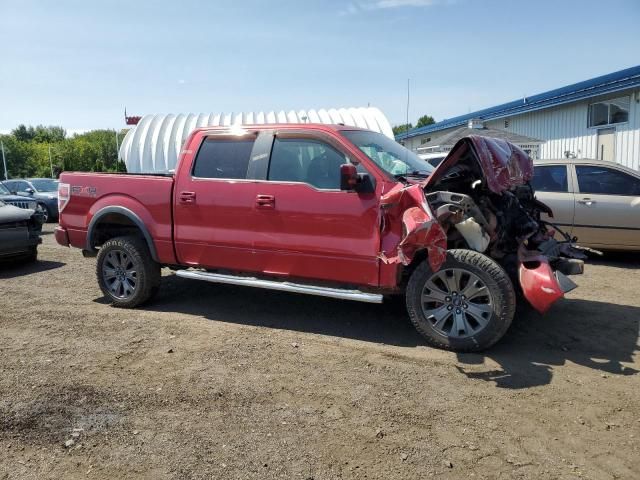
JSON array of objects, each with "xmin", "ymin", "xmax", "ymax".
[
  {"xmin": 268, "ymin": 138, "xmax": 351, "ymax": 189},
  {"xmin": 576, "ymin": 166, "xmax": 640, "ymax": 196},
  {"xmin": 531, "ymin": 165, "xmax": 569, "ymax": 192},
  {"xmin": 192, "ymin": 138, "xmax": 255, "ymax": 179},
  {"xmin": 588, "ymin": 96, "xmax": 630, "ymax": 127},
  {"xmin": 29, "ymin": 179, "xmax": 58, "ymax": 192},
  {"xmin": 5, "ymin": 180, "xmax": 26, "ymax": 192},
  {"xmin": 0, "ymin": 183, "xmax": 10, "ymax": 194}
]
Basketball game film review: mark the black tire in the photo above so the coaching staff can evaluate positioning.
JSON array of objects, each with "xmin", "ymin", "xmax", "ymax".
[
  {"xmin": 21, "ymin": 246, "xmax": 38, "ymax": 263},
  {"xmin": 96, "ymin": 235, "xmax": 160, "ymax": 308},
  {"xmin": 406, "ymin": 249, "xmax": 515, "ymax": 352},
  {"xmin": 38, "ymin": 203, "xmax": 50, "ymax": 223}
]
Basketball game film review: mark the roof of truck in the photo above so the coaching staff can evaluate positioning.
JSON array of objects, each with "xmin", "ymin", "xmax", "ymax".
[{"xmin": 193, "ymin": 123, "xmax": 369, "ymax": 134}]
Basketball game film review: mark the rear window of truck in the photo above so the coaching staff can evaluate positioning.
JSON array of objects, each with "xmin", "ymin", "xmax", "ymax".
[{"xmin": 192, "ymin": 138, "xmax": 255, "ymax": 179}]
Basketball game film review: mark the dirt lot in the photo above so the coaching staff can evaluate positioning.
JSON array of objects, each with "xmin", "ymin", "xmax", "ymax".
[{"xmin": 1, "ymin": 224, "xmax": 639, "ymax": 479}]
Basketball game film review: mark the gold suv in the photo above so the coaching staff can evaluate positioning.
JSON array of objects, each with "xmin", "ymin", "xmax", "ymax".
[{"xmin": 532, "ymin": 159, "xmax": 640, "ymax": 251}]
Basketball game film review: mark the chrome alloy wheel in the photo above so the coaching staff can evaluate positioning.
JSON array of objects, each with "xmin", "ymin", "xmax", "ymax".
[
  {"xmin": 420, "ymin": 268, "xmax": 494, "ymax": 339},
  {"xmin": 102, "ymin": 249, "xmax": 137, "ymax": 299}
]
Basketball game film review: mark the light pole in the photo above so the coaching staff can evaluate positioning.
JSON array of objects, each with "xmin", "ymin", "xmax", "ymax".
[
  {"xmin": 115, "ymin": 130, "xmax": 120, "ymax": 172},
  {"xmin": 1, "ymin": 141, "xmax": 7, "ymax": 180},
  {"xmin": 48, "ymin": 145, "xmax": 55, "ymax": 178}
]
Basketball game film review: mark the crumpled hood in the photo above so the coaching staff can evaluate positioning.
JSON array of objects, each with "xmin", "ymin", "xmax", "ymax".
[{"xmin": 425, "ymin": 135, "xmax": 533, "ymax": 194}]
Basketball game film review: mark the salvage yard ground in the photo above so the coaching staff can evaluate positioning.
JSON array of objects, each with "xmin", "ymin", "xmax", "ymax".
[{"xmin": 1, "ymin": 224, "xmax": 639, "ymax": 480}]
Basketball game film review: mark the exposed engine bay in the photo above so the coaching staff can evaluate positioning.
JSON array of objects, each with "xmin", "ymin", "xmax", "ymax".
[{"xmin": 421, "ymin": 136, "xmax": 593, "ymax": 313}]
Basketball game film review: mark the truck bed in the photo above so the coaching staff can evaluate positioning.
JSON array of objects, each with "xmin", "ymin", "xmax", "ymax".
[{"xmin": 58, "ymin": 171, "xmax": 177, "ymax": 263}]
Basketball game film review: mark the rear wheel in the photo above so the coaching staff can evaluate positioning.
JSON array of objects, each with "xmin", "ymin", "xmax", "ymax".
[
  {"xmin": 406, "ymin": 249, "xmax": 515, "ymax": 352},
  {"xmin": 96, "ymin": 236, "xmax": 160, "ymax": 308}
]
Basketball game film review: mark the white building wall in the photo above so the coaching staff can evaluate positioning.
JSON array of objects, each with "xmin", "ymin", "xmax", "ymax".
[
  {"xmin": 402, "ymin": 90, "xmax": 640, "ymax": 171},
  {"xmin": 484, "ymin": 90, "xmax": 639, "ymax": 170}
]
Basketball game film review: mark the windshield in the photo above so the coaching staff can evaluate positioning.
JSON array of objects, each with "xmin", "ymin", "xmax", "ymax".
[
  {"xmin": 341, "ymin": 130, "xmax": 434, "ymax": 178},
  {"xmin": 0, "ymin": 183, "xmax": 9, "ymax": 195},
  {"xmin": 29, "ymin": 179, "xmax": 59, "ymax": 192}
]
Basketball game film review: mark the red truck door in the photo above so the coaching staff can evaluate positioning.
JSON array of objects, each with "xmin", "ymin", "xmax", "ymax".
[
  {"xmin": 251, "ymin": 132, "xmax": 381, "ymax": 286},
  {"xmin": 173, "ymin": 133, "xmax": 261, "ymax": 272}
]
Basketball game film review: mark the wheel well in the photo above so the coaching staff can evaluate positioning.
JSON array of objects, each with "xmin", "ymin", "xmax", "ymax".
[
  {"xmin": 398, "ymin": 248, "xmax": 430, "ymax": 289},
  {"xmin": 89, "ymin": 212, "xmax": 156, "ymax": 261}
]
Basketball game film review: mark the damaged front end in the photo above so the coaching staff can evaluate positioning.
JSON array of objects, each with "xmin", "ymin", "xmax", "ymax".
[{"xmin": 386, "ymin": 135, "xmax": 587, "ymax": 314}]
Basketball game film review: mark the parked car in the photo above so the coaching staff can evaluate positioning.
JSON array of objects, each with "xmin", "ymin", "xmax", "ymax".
[
  {"xmin": 0, "ymin": 200, "xmax": 43, "ymax": 262},
  {"xmin": 532, "ymin": 159, "xmax": 640, "ymax": 251},
  {"xmin": 55, "ymin": 127, "xmax": 585, "ymax": 352},
  {"xmin": 0, "ymin": 181, "xmax": 39, "ymax": 210},
  {"xmin": 2, "ymin": 178, "xmax": 59, "ymax": 222},
  {"xmin": 417, "ymin": 152, "xmax": 448, "ymax": 168}
]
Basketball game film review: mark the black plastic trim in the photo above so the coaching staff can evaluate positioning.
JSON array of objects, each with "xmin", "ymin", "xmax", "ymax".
[{"xmin": 86, "ymin": 206, "xmax": 159, "ymax": 261}]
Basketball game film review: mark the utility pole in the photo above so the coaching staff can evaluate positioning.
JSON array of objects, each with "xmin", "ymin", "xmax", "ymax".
[
  {"xmin": 115, "ymin": 130, "xmax": 120, "ymax": 172},
  {"xmin": 1, "ymin": 141, "xmax": 7, "ymax": 180},
  {"xmin": 48, "ymin": 145, "xmax": 54, "ymax": 178}
]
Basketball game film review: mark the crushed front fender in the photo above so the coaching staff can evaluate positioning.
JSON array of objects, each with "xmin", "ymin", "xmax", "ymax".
[{"xmin": 379, "ymin": 184, "xmax": 447, "ymax": 272}]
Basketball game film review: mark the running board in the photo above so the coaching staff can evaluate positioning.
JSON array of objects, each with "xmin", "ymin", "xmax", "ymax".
[{"xmin": 175, "ymin": 270, "xmax": 383, "ymax": 303}]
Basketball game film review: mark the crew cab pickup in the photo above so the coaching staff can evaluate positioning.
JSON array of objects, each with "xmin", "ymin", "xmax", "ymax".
[{"xmin": 55, "ymin": 124, "xmax": 586, "ymax": 351}]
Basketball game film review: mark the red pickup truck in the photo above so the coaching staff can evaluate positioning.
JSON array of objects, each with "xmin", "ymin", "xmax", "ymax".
[{"xmin": 55, "ymin": 124, "xmax": 586, "ymax": 351}]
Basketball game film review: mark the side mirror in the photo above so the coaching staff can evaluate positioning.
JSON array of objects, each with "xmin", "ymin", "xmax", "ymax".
[
  {"xmin": 340, "ymin": 163, "xmax": 375, "ymax": 193},
  {"xmin": 340, "ymin": 164, "xmax": 358, "ymax": 191},
  {"xmin": 25, "ymin": 188, "xmax": 35, "ymax": 195}
]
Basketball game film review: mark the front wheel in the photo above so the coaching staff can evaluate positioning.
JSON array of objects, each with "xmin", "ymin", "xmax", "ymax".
[
  {"xmin": 37, "ymin": 203, "xmax": 50, "ymax": 223},
  {"xmin": 96, "ymin": 236, "xmax": 161, "ymax": 308},
  {"xmin": 406, "ymin": 249, "xmax": 516, "ymax": 352}
]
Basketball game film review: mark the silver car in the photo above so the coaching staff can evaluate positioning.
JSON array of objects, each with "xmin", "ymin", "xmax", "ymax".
[{"xmin": 532, "ymin": 159, "xmax": 640, "ymax": 251}]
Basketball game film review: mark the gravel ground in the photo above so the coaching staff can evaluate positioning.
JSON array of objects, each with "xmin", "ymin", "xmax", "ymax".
[{"xmin": 1, "ymin": 224, "xmax": 639, "ymax": 479}]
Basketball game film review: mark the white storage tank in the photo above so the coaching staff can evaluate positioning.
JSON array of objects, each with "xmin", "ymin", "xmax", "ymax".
[{"xmin": 119, "ymin": 107, "xmax": 394, "ymax": 173}]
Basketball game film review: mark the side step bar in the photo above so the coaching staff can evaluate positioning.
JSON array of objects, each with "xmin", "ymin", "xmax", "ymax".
[{"xmin": 175, "ymin": 270, "xmax": 384, "ymax": 304}]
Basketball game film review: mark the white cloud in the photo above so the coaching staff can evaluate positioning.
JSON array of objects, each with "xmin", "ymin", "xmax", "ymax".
[
  {"xmin": 340, "ymin": 0, "xmax": 453, "ymax": 14},
  {"xmin": 373, "ymin": 0, "xmax": 438, "ymax": 8}
]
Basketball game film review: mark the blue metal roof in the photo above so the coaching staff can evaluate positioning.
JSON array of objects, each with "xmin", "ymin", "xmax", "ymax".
[{"xmin": 396, "ymin": 65, "xmax": 640, "ymax": 141}]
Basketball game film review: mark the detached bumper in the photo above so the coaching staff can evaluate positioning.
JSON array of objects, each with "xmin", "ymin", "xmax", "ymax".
[
  {"xmin": 55, "ymin": 226, "xmax": 70, "ymax": 247},
  {"xmin": 519, "ymin": 259, "xmax": 580, "ymax": 314}
]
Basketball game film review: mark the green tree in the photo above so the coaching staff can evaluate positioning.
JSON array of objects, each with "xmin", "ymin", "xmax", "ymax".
[
  {"xmin": 392, "ymin": 123, "xmax": 413, "ymax": 136},
  {"xmin": 415, "ymin": 115, "xmax": 436, "ymax": 128},
  {"xmin": 2, "ymin": 125, "xmax": 126, "ymax": 178},
  {"xmin": 12, "ymin": 125, "xmax": 35, "ymax": 142}
]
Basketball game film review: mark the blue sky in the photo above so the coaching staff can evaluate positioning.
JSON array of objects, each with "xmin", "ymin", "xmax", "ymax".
[{"xmin": 1, "ymin": 0, "xmax": 639, "ymax": 133}]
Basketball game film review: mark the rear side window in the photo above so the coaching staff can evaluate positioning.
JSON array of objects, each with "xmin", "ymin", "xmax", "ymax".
[
  {"xmin": 192, "ymin": 138, "xmax": 255, "ymax": 179},
  {"xmin": 576, "ymin": 165, "xmax": 640, "ymax": 195},
  {"xmin": 531, "ymin": 165, "xmax": 569, "ymax": 192}
]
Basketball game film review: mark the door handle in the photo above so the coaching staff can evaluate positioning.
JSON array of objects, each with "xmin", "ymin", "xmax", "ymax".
[
  {"xmin": 179, "ymin": 191, "xmax": 196, "ymax": 204},
  {"xmin": 255, "ymin": 194, "xmax": 275, "ymax": 209},
  {"xmin": 577, "ymin": 198, "xmax": 595, "ymax": 206}
]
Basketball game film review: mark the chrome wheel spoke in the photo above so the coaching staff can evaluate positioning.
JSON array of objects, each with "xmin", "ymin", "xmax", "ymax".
[
  {"xmin": 424, "ymin": 304, "xmax": 450, "ymax": 327},
  {"xmin": 102, "ymin": 248, "xmax": 137, "ymax": 299},
  {"xmin": 122, "ymin": 279, "xmax": 135, "ymax": 296},
  {"xmin": 103, "ymin": 267, "xmax": 117, "ymax": 279},
  {"xmin": 420, "ymin": 267, "xmax": 494, "ymax": 339},
  {"xmin": 452, "ymin": 310, "xmax": 469, "ymax": 337},
  {"xmin": 461, "ymin": 276, "xmax": 488, "ymax": 300},
  {"xmin": 465, "ymin": 302, "xmax": 492, "ymax": 327},
  {"xmin": 440, "ymin": 269, "xmax": 461, "ymax": 293},
  {"xmin": 422, "ymin": 280, "xmax": 449, "ymax": 303},
  {"xmin": 109, "ymin": 278, "xmax": 122, "ymax": 295}
]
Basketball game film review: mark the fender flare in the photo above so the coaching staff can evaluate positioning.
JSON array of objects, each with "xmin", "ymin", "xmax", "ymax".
[{"xmin": 86, "ymin": 206, "xmax": 159, "ymax": 262}]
